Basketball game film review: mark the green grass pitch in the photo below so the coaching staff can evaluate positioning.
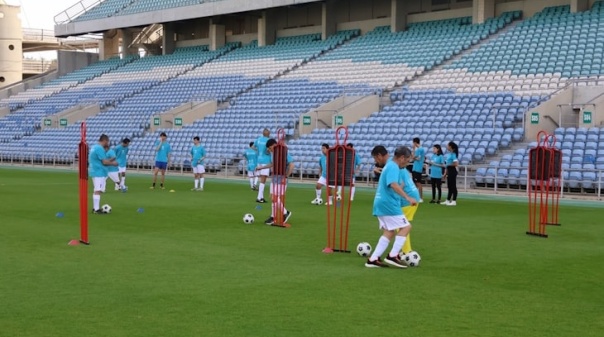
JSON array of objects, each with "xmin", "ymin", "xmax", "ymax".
[{"xmin": 0, "ymin": 167, "xmax": 602, "ymax": 337}]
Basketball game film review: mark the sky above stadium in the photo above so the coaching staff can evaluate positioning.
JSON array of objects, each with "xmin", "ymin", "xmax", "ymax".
[{"xmin": 5, "ymin": 0, "xmax": 75, "ymax": 29}]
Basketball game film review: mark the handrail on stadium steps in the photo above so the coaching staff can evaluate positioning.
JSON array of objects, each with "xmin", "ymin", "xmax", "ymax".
[{"xmin": 54, "ymin": 0, "xmax": 102, "ymax": 25}]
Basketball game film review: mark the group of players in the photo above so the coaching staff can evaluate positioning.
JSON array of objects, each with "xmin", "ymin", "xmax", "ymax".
[
  {"xmin": 88, "ymin": 135, "xmax": 130, "ymax": 214},
  {"xmin": 87, "ymin": 129, "xmax": 461, "ymax": 268}
]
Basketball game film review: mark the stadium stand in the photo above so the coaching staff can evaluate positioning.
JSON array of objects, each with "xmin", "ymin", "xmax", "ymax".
[
  {"xmin": 289, "ymin": 13, "xmax": 519, "ymax": 89},
  {"xmin": 0, "ymin": 57, "xmax": 137, "ymax": 144},
  {"xmin": 287, "ymin": 89, "xmax": 539, "ymax": 177},
  {"xmin": 116, "ymin": 0, "xmax": 209, "ymax": 17},
  {"xmin": 129, "ymin": 31, "xmax": 363, "ymax": 170},
  {"xmin": 413, "ymin": 4, "xmax": 604, "ymax": 96},
  {"xmin": 2, "ymin": 2, "xmax": 603, "ymax": 194},
  {"xmin": 469, "ymin": 3, "xmax": 604, "ymax": 191},
  {"xmin": 71, "ymin": 0, "xmax": 227, "ymax": 22},
  {"xmin": 72, "ymin": 0, "xmax": 133, "ymax": 22},
  {"xmin": 0, "ymin": 45, "xmax": 234, "ymax": 159}
]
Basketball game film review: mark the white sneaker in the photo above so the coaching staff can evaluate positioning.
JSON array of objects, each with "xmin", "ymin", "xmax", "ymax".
[
  {"xmin": 419, "ymin": 199, "xmax": 424, "ymax": 203},
  {"xmin": 325, "ymin": 200, "xmax": 333, "ymax": 206},
  {"xmin": 311, "ymin": 198, "xmax": 323, "ymax": 205},
  {"xmin": 447, "ymin": 201, "xmax": 457, "ymax": 206},
  {"xmin": 443, "ymin": 200, "xmax": 451, "ymax": 205},
  {"xmin": 115, "ymin": 185, "xmax": 120, "ymax": 191}
]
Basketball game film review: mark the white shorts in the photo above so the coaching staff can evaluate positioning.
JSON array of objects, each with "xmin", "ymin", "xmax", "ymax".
[
  {"xmin": 93, "ymin": 177, "xmax": 106, "ymax": 192},
  {"xmin": 193, "ymin": 165, "xmax": 205, "ymax": 174},
  {"xmin": 247, "ymin": 170, "xmax": 257, "ymax": 178},
  {"xmin": 108, "ymin": 172, "xmax": 120, "ymax": 183},
  {"xmin": 317, "ymin": 176, "xmax": 335, "ymax": 188},
  {"xmin": 118, "ymin": 166, "xmax": 126, "ymax": 173},
  {"xmin": 257, "ymin": 168, "xmax": 270, "ymax": 177},
  {"xmin": 378, "ymin": 215, "xmax": 411, "ymax": 231}
]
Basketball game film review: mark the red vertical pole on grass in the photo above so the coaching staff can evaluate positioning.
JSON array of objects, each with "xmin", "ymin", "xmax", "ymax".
[
  {"xmin": 323, "ymin": 126, "xmax": 353, "ymax": 253},
  {"xmin": 272, "ymin": 129, "xmax": 289, "ymax": 228},
  {"xmin": 79, "ymin": 122, "xmax": 89, "ymax": 244}
]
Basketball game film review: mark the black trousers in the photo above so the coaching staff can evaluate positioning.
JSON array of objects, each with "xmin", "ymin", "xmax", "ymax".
[
  {"xmin": 447, "ymin": 172, "xmax": 458, "ymax": 201},
  {"xmin": 431, "ymin": 178, "xmax": 442, "ymax": 201}
]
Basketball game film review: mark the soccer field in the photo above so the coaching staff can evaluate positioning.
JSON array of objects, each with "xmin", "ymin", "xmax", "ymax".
[{"xmin": 0, "ymin": 167, "xmax": 602, "ymax": 337}]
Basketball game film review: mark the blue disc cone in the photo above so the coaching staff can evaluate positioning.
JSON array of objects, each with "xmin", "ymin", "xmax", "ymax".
[
  {"xmin": 137, "ymin": 208, "xmax": 144, "ymax": 213},
  {"xmin": 55, "ymin": 212, "xmax": 64, "ymax": 218}
]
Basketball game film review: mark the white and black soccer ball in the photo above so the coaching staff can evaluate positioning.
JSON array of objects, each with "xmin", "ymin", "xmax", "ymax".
[
  {"xmin": 243, "ymin": 213, "xmax": 255, "ymax": 224},
  {"xmin": 403, "ymin": 251, "xmax": 421, "ymax": 267},
  {"xmin": 356, "ymin": 242, "xmax": 372, "ymax": 257},
  {"xmin": 101, "ymin": 204, "xmax": 112, "ymax": 214},
  {"xmin": 311, "ymin": 198, "xmax": 323, "ymax": 205}
]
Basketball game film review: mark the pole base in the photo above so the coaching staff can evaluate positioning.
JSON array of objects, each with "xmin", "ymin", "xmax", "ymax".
[
  {"xmin": 322, "ymin": 247, "xmax": 334, "ymax": 254},
  {"xmin": 271, "ymin": 223, "xmax": 291, "ymax": 228},
  {"xmin": 545, "ymin": 222, "xmax": 561, "ymax": 226},
  {"xmin": 68, "ymin": 239, "xmax": 90, "ymax": 246},
  {"xmin": 526, "ymin": 231, "xmax": 548, "ymax": 238},
  {"xmin": 333, "ymin": 249, "xmax": 351, "ymax": 253}
]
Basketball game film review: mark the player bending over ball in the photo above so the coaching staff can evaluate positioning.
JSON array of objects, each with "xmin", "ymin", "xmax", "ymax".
[
  {"xmin": 256, "ymin": 138, "xmax": 294, "ymax": 225},
  {"xmin": 365, "ymin": 145, "xmax": 417, "ymax": 268},
  {"xmin": 190, "ymin": 136, "xmax": 206, "ymax": 191},
  {"xmin": 312, "ymin": 143, "xmax": 336, "ymax": 205},
  {"xmin": 244, "ymin": 142, "xmax": 259, "ymax": 190},
  {"xmin": 254, "ymin": 128, "xmax": 271, "ymax": 203},
  {"xmin": 104, "ymin": 145, "xmax": 121, "ymax": 191},
  {"xmin": 89, "ymin": 134, "xmax": 118, "ymax": 214},
  {"xmin": 151, "ymin": 132, "xmax": 171, "ymax": 190},
  {"xmin": 114, "ymin": 138, "xmax": 130, "ymax": 190}
]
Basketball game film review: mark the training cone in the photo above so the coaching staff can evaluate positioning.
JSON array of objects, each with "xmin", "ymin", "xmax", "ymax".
[
  {"xmin": 255, "ymin": 205, "xmax": 262, "ymax": 210},
  {"xmin": 68, "ymin": 240, "xmax": 80, "ymax": 246},
  {"xmin": 322, "ymin": 247, "xmax": 334, "ymax": 254},
  {"xmin": 170, "ymin": 190, "xmax": 176, "ymax": 193},
  {"xmin": 137, "ymin": 208, "xmax": 144, "ymax": 213},
  {"xmin": 55, "ymin": 212, "xmax": 64, "ymax": 218}
]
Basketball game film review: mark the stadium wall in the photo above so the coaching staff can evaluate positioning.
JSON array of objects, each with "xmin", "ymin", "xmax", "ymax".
[
  {"xmin": 0, "ymin": 71, "xmax": 58, "ymax": 100},
  {"xmin": 57, "ymin": 51, "xmax": 99, "ymax": 77}
]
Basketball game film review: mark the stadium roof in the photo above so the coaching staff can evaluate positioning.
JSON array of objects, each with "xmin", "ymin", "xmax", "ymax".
[{"xmin": 54, "ymin": 0, "xmax": 322, "ymax": 37}]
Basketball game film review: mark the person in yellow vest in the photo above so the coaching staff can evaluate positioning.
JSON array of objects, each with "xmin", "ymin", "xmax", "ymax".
[{"xmin": 399, "ymin": 160, "xmax": 420, "ymax": 254}]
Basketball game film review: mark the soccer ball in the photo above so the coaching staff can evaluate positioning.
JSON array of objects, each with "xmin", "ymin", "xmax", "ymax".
[
  {"xmin": 101, "ymin": 204, "xmax": 112, "ymax": 214},
  {"xmin": 311, "ymin": 198, "xmax": 323, "ymax": 205},
  {"xmin": 356, "ymin": 242, "xmax": 372, "ymax": 257},
  {"xmin": 121, "ymin": 186, "xmax": 128, "ymax": 192},
  {"xmin": 403, "ymin": 251, "xmax": 421, "ymax": 267},
  {"xmin": 336, "ymin": 194, "xmax": 342, "ymax": 201},
  {"xmin": 243, "ymin": 213, "xmax": 254, "ymax": 224}
]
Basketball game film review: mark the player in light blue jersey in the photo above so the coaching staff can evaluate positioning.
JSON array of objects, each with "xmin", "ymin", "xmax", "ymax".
[
  {"xmin": 312, "ymin": 143, "xmax": 335, "ymax": 205},
  {"xmin": 114, "ymin": 138, "xmax": 130, "ymax": 190},
  {"xmin": 89, "ymin": 134, "xmax": 118, "ymax": 214},
  {"xmin": 365, "ymin": 145, "xmax": 417, "ymax": 269},
  {"xmin": 254, "ymin": 128, "xmax": 271, "ymax": 203},
  {"xmin": 190, "ymin": 136, "xmax": 206, "ymax": 191},
  {"xmin": 256, "ymin": 138, "xmax": 294, "ymax": 226},
  {"xmin": 151, "ymin": 132, "xmax": 171, "ymax": 190},
  {"xmin": 411, "ymin": 137, "xmax": 426, "ymax": 203},
  {"xmin": 104, "ymin": 145, "xmax": 121, "ymax": 191},
  {"xmin": 244, "ymin": 142, "xmax": 259, "ymax": 190},
  {"xmin": 427, "ymin": 144, "xmax": 445, "ymax": 204}
]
